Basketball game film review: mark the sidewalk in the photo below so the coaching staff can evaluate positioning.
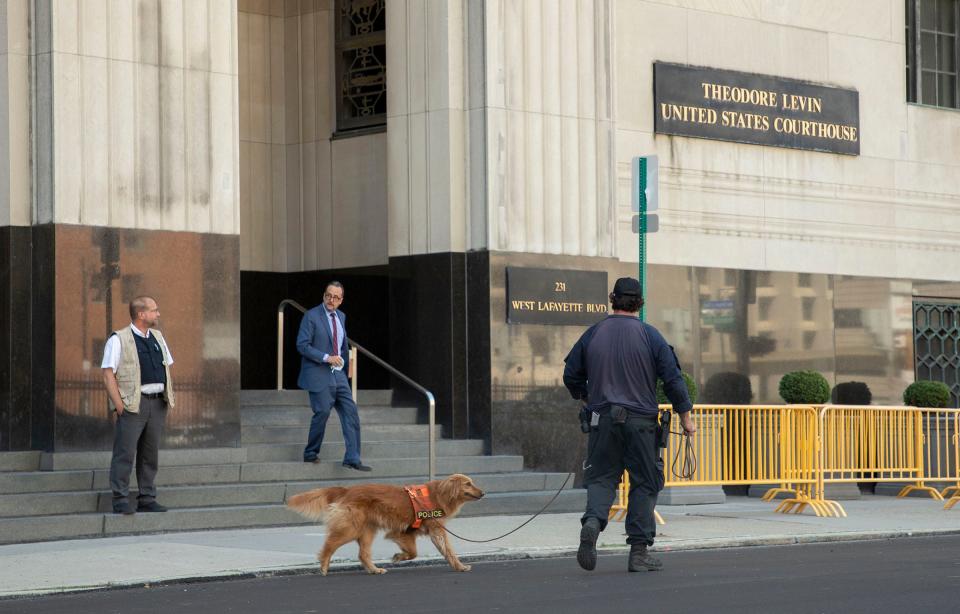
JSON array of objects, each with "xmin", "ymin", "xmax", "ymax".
[{"xmin": 1, "ymin": 495, "xmax": 958, "ymax": 598}]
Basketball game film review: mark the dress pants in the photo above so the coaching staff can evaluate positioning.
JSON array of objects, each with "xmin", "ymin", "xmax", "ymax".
[
  {"xmin": 109, "ymin": 396, "xmax": 167, "ymax": 508},
  {"xmin": 303, "ymin": 370, "xmax": 362, "ymax": 464},
  {"xmin": 581, "ymin": 413, "xmax": 665, "ymax": 546}
]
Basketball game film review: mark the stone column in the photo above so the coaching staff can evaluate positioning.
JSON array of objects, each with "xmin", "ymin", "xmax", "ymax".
[{"xmin": 1, "ymin": 0, "xmax": 242, "ymax": 452}]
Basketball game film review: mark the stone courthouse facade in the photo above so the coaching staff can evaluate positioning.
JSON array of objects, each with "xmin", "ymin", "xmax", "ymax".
[{"xmin": 2, "ymin": 1, "xmax": 959, "ymax": 464}]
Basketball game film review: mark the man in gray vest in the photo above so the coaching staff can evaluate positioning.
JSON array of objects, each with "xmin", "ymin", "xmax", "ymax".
[{"xmin": 101, "ymin": 296, "xmax": 175, "ymax": 515}]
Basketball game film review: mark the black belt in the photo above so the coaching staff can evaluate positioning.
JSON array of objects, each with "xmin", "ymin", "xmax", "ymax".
[{"xmin": 141, "ymin": 392, "xmax": 164, "ymax": 399}]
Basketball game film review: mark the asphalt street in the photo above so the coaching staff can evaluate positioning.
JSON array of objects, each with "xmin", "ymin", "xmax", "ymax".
[{"xmin": 4, "ymin": 535, "xmax": 959, "ymax": 614}]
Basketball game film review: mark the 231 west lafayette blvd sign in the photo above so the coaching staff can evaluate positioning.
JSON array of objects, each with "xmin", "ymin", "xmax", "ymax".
[
  {"xmin": 654, "ymin": 62, "xmax": 860, "ymax": 155},
  {"xmin": 506, "ymin": 267, "xmax": 608, "ymax": 326}
]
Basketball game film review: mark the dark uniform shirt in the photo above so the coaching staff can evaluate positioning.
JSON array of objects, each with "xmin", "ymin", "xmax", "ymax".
[{"xmin": 563, "ymin": 315, "xmax": 692, "ymax": 416}]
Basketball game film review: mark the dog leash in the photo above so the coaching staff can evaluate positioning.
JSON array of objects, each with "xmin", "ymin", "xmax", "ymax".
[
  {"xmin": 441, "ymin": 471, "xmax": 574, "ymax": 543},
  {"xmin": 442, "ymin": 421, "xmax": 696, "ymax": 544}
]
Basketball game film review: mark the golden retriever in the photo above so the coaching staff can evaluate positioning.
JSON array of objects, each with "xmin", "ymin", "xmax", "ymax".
[{"xmin": 286, "ymin": 473, "xmax": 485, "ymax": 575}]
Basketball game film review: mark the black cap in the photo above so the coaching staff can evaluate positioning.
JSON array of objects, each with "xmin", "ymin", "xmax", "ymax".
[{"xmin": 612, "ymin": 277, "xmax": 642, "ymax": 297}]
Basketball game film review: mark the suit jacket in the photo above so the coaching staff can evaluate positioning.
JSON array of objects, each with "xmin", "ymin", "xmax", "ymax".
[{"xmin": 296, "ymin": 306, "xmax": 350, "ymax": 391}]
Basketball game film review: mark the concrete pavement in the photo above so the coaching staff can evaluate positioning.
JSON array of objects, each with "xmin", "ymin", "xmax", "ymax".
[{"xmin": 1, "ymin": 494, "xmax": 958, "ymax": 599}]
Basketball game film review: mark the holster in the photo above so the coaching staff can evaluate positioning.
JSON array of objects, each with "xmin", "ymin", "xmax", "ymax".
[
  {"xmin": 610, "ymin": 405, "xmax": 628, "ymax": 425},
  {"xmin": 578, "ymin": 407, "xmax": 591, "ymax": 434},
  {"xmin": 657, "ymin": 411, "xmax": 671, "ymax": 448}
]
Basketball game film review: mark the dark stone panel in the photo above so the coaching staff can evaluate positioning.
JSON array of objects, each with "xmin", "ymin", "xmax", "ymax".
[
  {"xmin": 48, "ymin": 225, "xmax": 241, "ymax": 451},
  {"xmin": 466, "ymin": 251, "xmax": 492, "ymax": 448},
  {"xmin": 31, "ymin": 225, "xmax": 56, "ymax": 451},
  {"xmin": 388, "ymin": 253, "xmax": 491, "ymax": 441},
  {"xmin": 241, "ymin": 266, "xmax": 391, "ymax": 391},
  {"xmin": 0, "ymin": 227, "xmax": 10, "ymax": 451},
  {"xmin": 7, "ymin": 227, "xmax": 34, "ymax": 450}
]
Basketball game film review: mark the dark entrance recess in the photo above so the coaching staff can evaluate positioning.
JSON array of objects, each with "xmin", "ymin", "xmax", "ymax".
[{"xmin": 240, "ymin": 267, "xmax": 391, "ymax": 390}]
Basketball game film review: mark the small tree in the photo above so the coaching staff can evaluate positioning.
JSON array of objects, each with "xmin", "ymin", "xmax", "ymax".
[
  {"xmin": 779, "ymin": 370, "xmax": 830, "ymax": 404},
  {"xmin": 903, "ymin": 381, "xmax": 950, "ymax": 408},
  {"xmin": 657, "ymin": 372, "xmax": 698, "ymax": 405},
  {"xmin": 702, "ymin": 371, "xmax": 752, "ymax": 404},
  {"xmin": 831, "ymin": 381, "xmax": 872, "ymax": 405}
]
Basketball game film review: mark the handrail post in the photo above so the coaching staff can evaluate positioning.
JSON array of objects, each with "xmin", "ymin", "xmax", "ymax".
[
  {"xmin": 427, "ymin": 391, "xmax": 436, "ymax": 482},
  {"xmin": 276, "ymin": 310, "xmax": 284, "ymax": 390}
]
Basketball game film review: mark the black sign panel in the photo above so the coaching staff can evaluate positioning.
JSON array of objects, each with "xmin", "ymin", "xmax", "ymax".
[
  {"xmin": 654, "ymin": 62, "xmax": 860, "ymax": 155},
  {"xmin": 506, "ymin": 267, "xmax": 609, "ymax": 326}
]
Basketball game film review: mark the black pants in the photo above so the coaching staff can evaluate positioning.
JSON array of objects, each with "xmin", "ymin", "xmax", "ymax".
[
  {"xmin": 109, "ymin": 396, "xmax": 167, "ymax": 508},
  {"xmin": 582, "ymin": 413, "xmax": 664, "ymax": 546}
]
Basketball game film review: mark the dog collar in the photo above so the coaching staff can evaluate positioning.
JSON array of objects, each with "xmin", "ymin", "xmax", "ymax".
[{"xmin": 404, "ymin": 484, "xmax": 445, "ymax": 529}]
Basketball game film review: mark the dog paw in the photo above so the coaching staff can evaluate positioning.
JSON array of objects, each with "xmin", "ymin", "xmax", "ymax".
[
  {"xmin": 392, "ymin": 553, "xmax": 412, "ymax": 563},
  {"xmin": 455, "ymin": 564, "xmax": 472, "ymax": 572},
  {"xmin": 368, "ymin": 567, "xmax": 387, "ymax": 575},
  {"xmin": 320, "ymin": 567, "xmax": 328, "ymax": 577}
]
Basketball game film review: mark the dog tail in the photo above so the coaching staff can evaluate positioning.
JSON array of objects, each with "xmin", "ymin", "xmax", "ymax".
[{"xmin": 286, "ymin": 487, "xmax": 348, "ymax": 521}]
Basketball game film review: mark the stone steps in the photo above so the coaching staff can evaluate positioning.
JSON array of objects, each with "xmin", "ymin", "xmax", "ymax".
[
  {"xmin": 240, "ymin": 424, "xmax": 440, "ymax": 445},
  {"xmin": 243, "ymin": 439, "xmax": 485, "ymax": 463},
  {"xmin": 0, "ymin": 472, "xmax": 575, "ymax": 517},
  {"xmin": 0, "ymin": 489, "xmax": 586, "ymax": 545},
  {"xmin": 241, "ymin": 389, "xmax": 393, "ymax": 406},
  {"xmin": 240, "ymin": 406, "xmax": 419, "ymax": 426},
  {"xmin": 0, "ymin": 389, "xmax": 578, "ymax": 545}
]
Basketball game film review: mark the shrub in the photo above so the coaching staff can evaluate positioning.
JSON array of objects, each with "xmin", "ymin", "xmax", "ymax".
[
  {"xmin": 701, "ymin": 372, "xmax": 752, "ymax": 404},
  {"xmin": 778, "ymin": 370, "xmax": 830, "ymax": 404},
  {"xmin": 903, "ymin": 381, "xmax": 950, "ymax": 408},
  {"xmin": 657, "ymin": 372, "xmax": 698, "ymax": 405},
  {"xmin": 831, "ymin": 381, "xmax": 872, "ymax": 405}
]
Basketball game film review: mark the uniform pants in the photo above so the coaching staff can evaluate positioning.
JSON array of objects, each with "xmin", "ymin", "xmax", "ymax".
[
  {"xmin": 582, "ymin": 413, "xmax": 665, "ymax": 546},
  {"xmin": 303, "ymin": 371, "xmax": 362, "ymax": 464},
  {"xmin": 109, "ymin": 396, "xmax": 167, "ymax": 508}
]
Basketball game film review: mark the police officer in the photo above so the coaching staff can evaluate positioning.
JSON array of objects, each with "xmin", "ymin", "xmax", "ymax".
[{"xmin": 563, "ymin": 277, "xmax": 696, "ymax": 572}]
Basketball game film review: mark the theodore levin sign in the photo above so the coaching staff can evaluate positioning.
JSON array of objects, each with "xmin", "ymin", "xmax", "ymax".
[
  {"xmin": 654, "ymin": 62, "xmax": 860, "ymax": 155},
  {"xmin": 506, "ymin": 267, "xmax": 608, "ymax": 326}
]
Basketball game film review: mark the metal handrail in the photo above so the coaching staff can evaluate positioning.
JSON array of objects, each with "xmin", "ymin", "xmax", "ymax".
[{"xmin": 276, "ymin": 299, "xmax": 437, "ymax": 481}]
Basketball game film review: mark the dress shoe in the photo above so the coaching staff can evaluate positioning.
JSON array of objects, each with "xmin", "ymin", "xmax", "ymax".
[
  {"xmin": 577, "ymin": 517, "xmax": 601, "ymax": 571},
  {"xmin": 113, "ymin": 502, "xmax": 135, "ymax": 515},
  {"xmin": 342, "ymin": 462, "xmax": 372, "ymax": 472},
  {"xmin": 137, "ymin": 501, "xmax": 168, "ymax": 513},
  {"xmin": 304, "ymin": 458, "xmax": 320, "ymax": 464},
  {"xmin": 628, "ymin": 544, "xmax": 663, "ymax": 572}
]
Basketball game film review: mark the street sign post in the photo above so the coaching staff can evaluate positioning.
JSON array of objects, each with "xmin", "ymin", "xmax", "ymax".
[{"xmin": 632, "ymin": 155, "xmax": 659, "ymax": 321}]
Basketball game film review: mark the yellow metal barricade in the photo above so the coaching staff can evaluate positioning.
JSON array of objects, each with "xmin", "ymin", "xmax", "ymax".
[
  {"xmin": 607, "ymin": 403, "xmax": 960, "ymax": 521},
  {"xmin": 814, "ymin": 405, "xmax": 951, "ymax": 516},
  {"xmin": 607, "ymin": 405, "xmax": 823, "ymax": 522}
]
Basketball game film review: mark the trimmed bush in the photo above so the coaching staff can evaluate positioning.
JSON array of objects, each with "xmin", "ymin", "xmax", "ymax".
[
  {"xmin": 903, "ymin": 381, "xmax": 950, "ymax": 408},
  {"xmin": 831, "ymin": 381, "xmax": 872, "ymax": 406},
  {"xmin": 657, "ymin": 372, "xmax": 698, "ymax": 405},
  {"xmin": 778, "ymin": 370, "xmax": 830, "ymax": 404},
  {"xmin": 702, "ymin": 371, "xmax": 752, "ymax": 404}
]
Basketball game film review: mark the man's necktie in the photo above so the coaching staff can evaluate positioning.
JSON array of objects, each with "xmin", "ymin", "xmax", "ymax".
[{"xmin": 330, "ymin": 312, "xmax": 339, "ymax": 356}]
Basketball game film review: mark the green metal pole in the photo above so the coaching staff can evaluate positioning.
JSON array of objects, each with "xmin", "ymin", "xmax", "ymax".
[{"xmin": 638, "ymin": 159, "xmax": 647, "ymax": 322}]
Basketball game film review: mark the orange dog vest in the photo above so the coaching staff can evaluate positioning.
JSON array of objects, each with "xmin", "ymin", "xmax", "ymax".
[{"xmin": 404, "ymin": 484, "xmax": 445, "ymax": 529}]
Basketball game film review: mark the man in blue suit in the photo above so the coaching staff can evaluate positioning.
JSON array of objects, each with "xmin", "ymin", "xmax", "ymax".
[{"xmin": 297, "ymin": 281, "xmax": 371, "ymax": 471}]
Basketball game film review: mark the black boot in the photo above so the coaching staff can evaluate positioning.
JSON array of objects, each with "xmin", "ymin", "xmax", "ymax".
[
  {"xmin": 628, "ymin": 544, "xmax": 662, "ymax": 572},
  {"xmin": 577, "ymin": 517, "xmax": 601, "ymax": 571}
]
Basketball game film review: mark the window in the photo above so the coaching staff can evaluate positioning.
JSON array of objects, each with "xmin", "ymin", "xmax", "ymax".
[
  {"xmin": 803, "ymin": 331, "xmax": 817, "ymax": 350},
  {"xmin": 797, "ymin": 273, "xmax": 812, "ymax": 288},
  {"xmin": 906, "ymin": 0, "xmax": 959, "ymax": 109},
  {"xmin": 758, "ymin": 297, "xmax": 774, "ymax": 321},
  {"xmin": 835, "ymin": 308, "xmax": 864, "ymax": 328},
  {"xmin": 335, "ymin": 0, "xmax": 387, "ymax": 133},
  {"xmin": 724, "ymin": 269, "xmax": 737, "ymax": 286},
  {"xmin": 802, "ymin": 297, "xmax": 816, "ymax": 321}
]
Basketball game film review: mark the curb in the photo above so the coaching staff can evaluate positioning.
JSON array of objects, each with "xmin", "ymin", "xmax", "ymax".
[{"xmin": 5, "ymin": 527, "xmax": 960, "ymax": 600}]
